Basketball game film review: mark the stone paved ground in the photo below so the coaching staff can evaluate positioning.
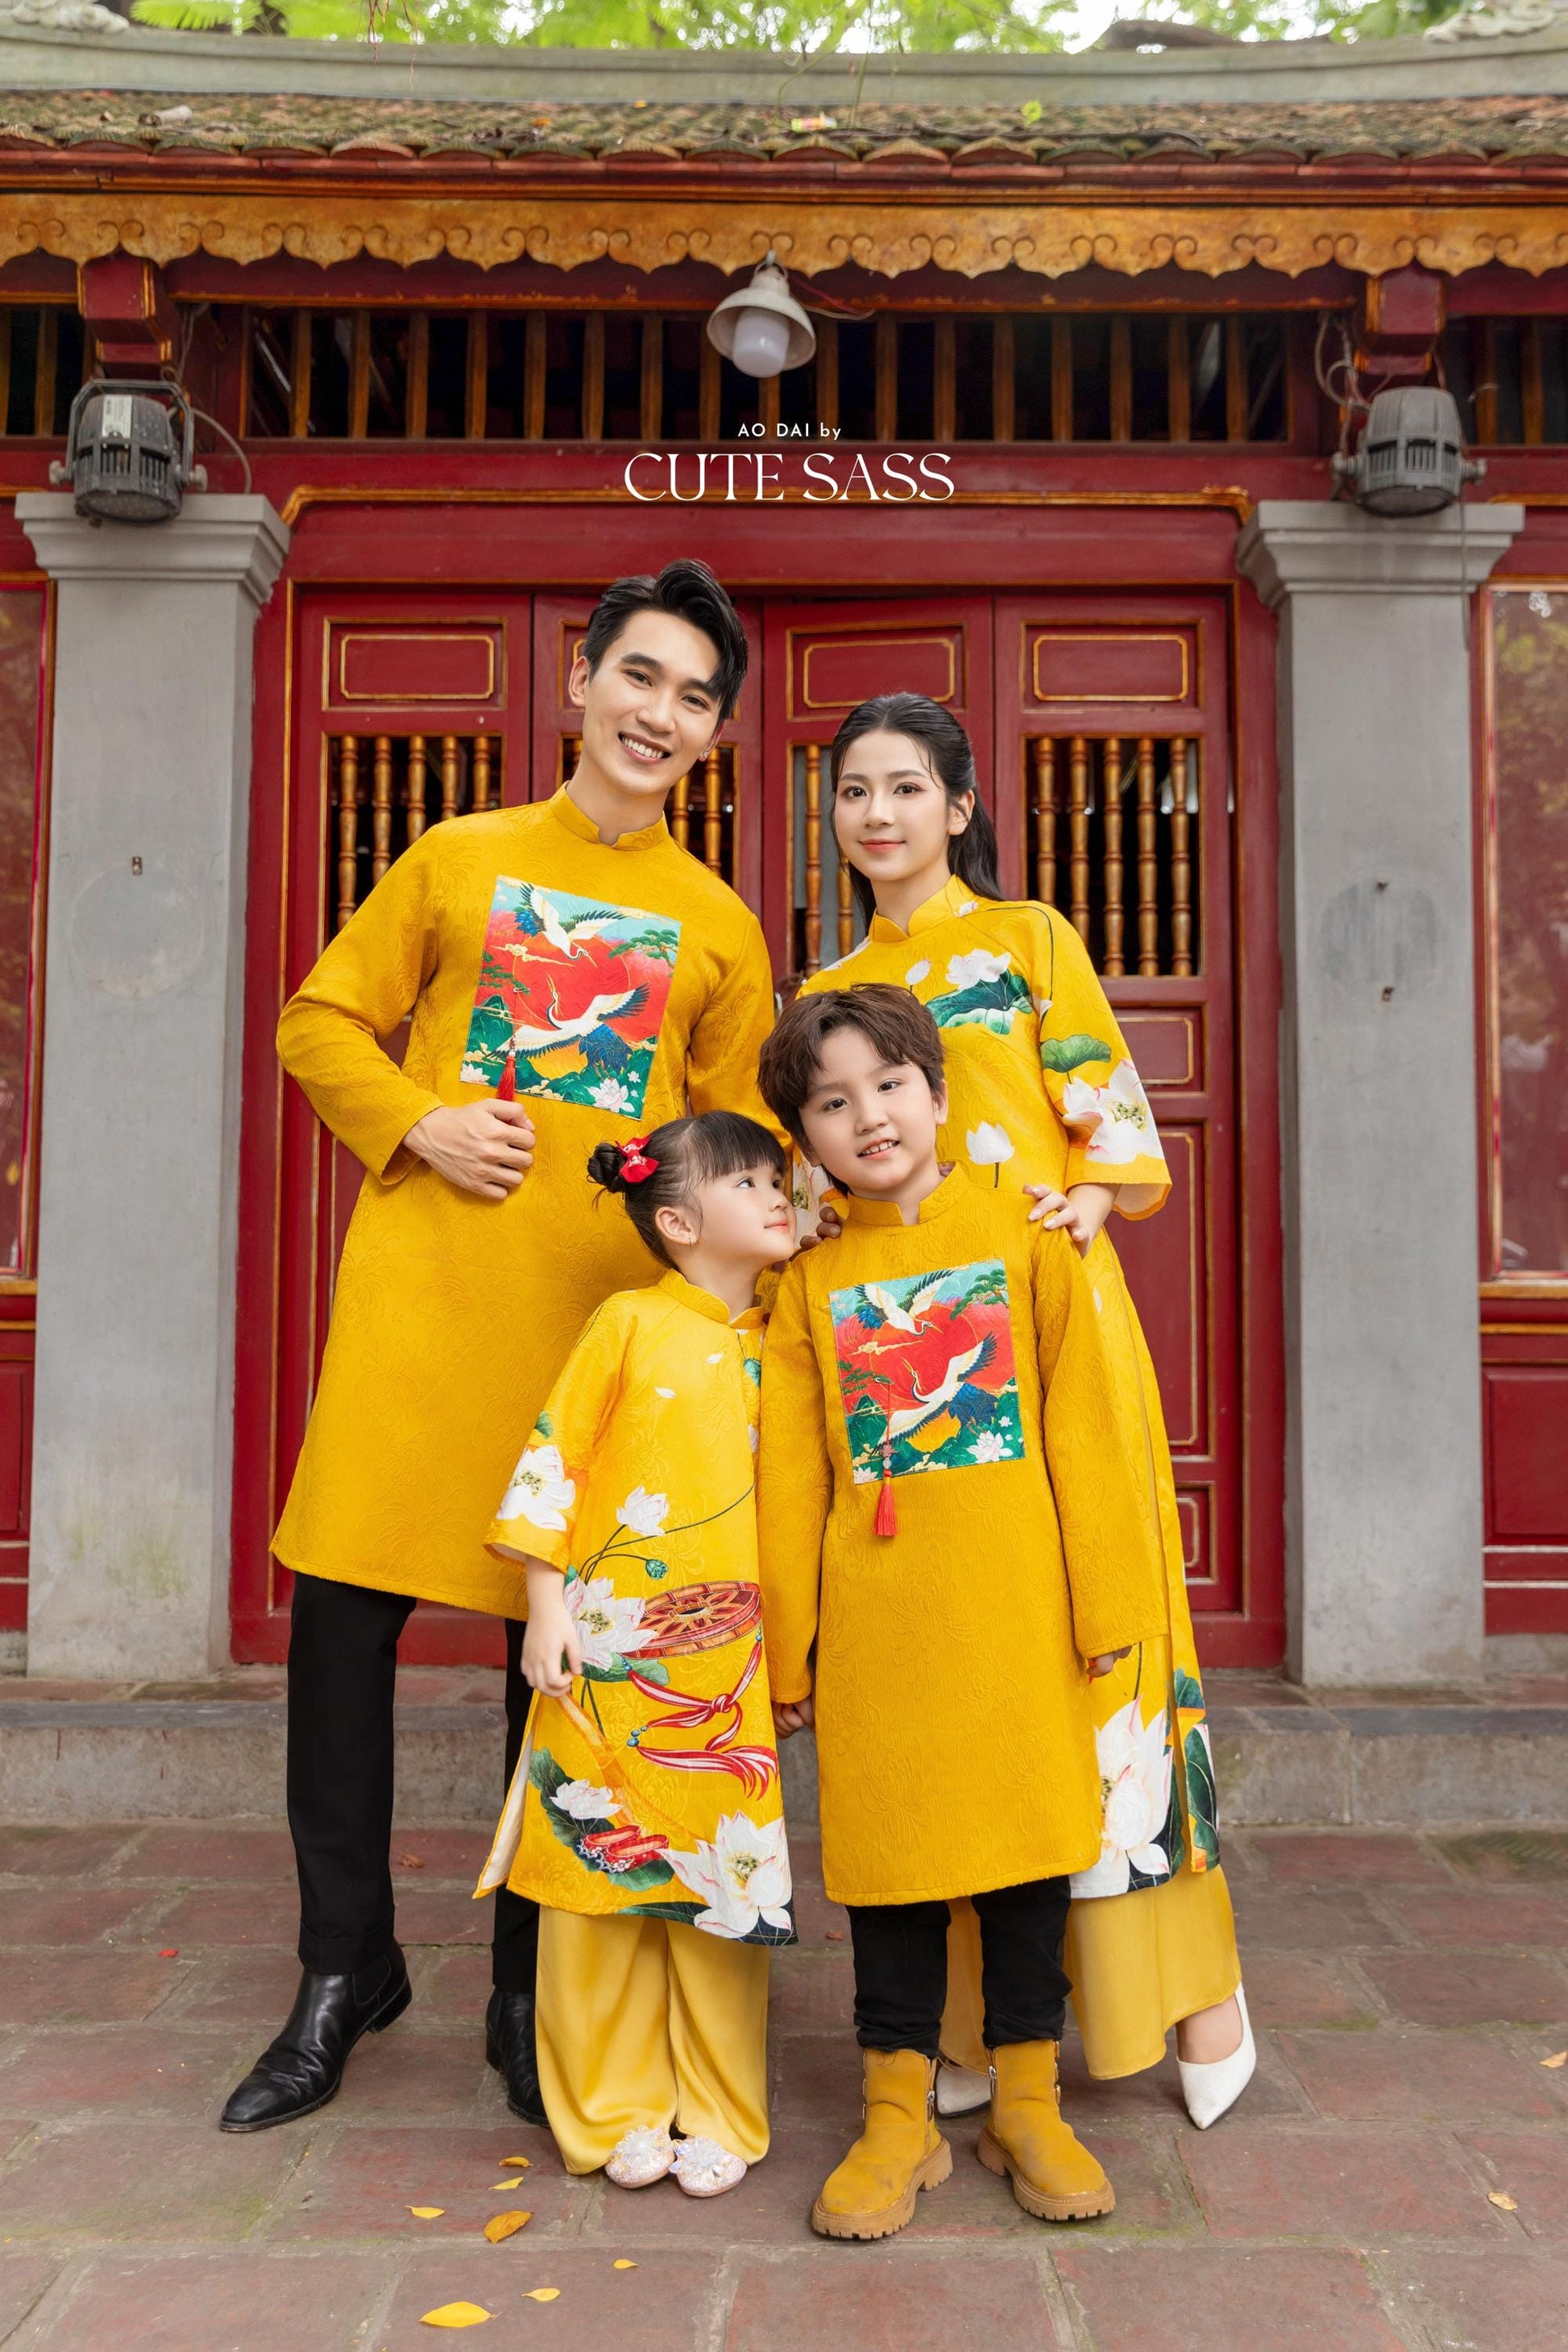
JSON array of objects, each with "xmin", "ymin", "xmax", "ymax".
[{"xmin": 1, "ymin": 1822, "xmax": 1566, "ymax": 2351}]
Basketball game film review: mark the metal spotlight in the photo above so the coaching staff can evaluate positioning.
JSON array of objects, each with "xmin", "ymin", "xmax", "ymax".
[
  {"xmin": 49, "ymin": 380, "xmax": 205, "ymax": 524},
  {"xmin": 1332, "ymin": 385, "xmax": 1484, "ymax": 516},
  {"xmin": 707, "ymin": 255, "xmax": 817, "ymax": 381}
]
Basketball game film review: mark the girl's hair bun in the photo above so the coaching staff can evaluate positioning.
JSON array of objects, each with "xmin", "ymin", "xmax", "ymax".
[{"xmin": 586, "ymin": 1140, "xmax": 629, "ymax": 1193}]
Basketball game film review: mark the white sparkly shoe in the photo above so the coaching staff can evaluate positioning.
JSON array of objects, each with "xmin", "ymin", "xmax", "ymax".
[
  {"xmin": 670, "ymin": 2135, "xmax": 747, "ymax": 2198},
  {"xmin": 605, "ymin": 2125, "xmax": 676, "ymax": 2187},
  {"xmin": 1178, "ymin": 1985, "xmax": 1255, "ymax": 2130},
  {"xmin": 935, "ymin": 2059, "xmax": 991, "ymax": 2117}
]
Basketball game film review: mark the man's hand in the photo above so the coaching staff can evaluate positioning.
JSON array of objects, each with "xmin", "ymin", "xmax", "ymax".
[
  {"xmin": 1026, "ymin": 1181, "xmax": 1115, "ymax": 1255},
  {"xmin": 1087, "ymin": 1648, "xmax": 1132, "ymax": 1680},
  {"xmin": 521, "ymin": 1564, "xmax": 579, "ymax": 1698},
  {"xmin": 772, "ymin": 1693, "xmax": 815, "ymax": 1736},
  {"xmin": 404, "ymin": 1101, "xmax": 536, "ymax": 1201}
]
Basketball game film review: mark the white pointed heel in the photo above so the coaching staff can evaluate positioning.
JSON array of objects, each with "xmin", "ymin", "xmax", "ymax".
[
  {"xmin": 1178, "ymin": 1985, "xmax": 1255, "ymax": 2130},
  {"xmin": 935, "ymin": 2060, "xmax": 991, "ymax": 2118}
]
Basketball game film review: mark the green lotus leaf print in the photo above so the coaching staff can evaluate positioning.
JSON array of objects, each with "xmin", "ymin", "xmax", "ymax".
[
  {"xmin": 1182, "ymin": 1719, "xmax": 1222, "ymax": 1869},
  {"xmin": 529, "ymin": 1748, "xmax": 677, "ymax": 1893},
  {"xmin": 460, "ymin": 877, "xmax": 680, "ymax": 1115},
  {"xmin": 830, "ymin": 1259, "xmax": 1025, "ymax": 1485},
  {"xmin": 1040, "ymin": 1032, "xmax": 1113, "ymax": 1074},
  {"xmin": 923, "ymin": 947, "xmax": 1033, "ymax": 1036}
]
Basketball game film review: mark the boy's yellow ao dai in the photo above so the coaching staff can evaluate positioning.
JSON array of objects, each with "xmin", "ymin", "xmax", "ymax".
[{"xmin": 758, "ymin": 1168, "xmax": 1166, "ymax": 1910}]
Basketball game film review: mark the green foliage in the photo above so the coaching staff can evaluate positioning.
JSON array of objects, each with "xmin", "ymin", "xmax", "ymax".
[
  {"xmin": 131, "ymin": 0, "xmax": 515, "ymax": 39},
  {"xmin": 1135, "ymin": 0, "xmax": 1467, "ymax": 39}
]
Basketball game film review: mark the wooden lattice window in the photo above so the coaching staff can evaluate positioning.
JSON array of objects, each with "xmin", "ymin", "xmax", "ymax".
[
  {"xmin": 328, "ymin": 732, "xmax": 501, "ymax": 930},
  {"xmin": 792, "ymin": 740, "xmax": 868, "ymax": 981},
  {"xmin": 0, "ymin": 308, "xmax": 89, "ymax": 438},
  {"xmin": 1026, "ymin": 734, "xmax": 1200, "ymax": 977}
]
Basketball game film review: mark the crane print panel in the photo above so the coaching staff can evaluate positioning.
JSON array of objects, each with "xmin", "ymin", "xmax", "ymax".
[
  {"xmin": 460, "ymin": 876, "xmax": 681, "ymax": 1116},
  {"xmin": 829, "ymin": 1259, "xmax": 1025, "ymax": 1485}
]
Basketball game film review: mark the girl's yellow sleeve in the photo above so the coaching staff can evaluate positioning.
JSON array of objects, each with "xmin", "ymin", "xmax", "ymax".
[
  {"xmin": 276, "ymin": 831, "xmax": 446, "ymax": 1184},
  {"xmin": 1031, "ymin": 907, "xmax": 1169, "ymax": 1220},
  {"xmin": 1030, "ymin": 1228, "xmax": 1166, "ymax": 1660},
  {"xmin": 487, "ymin": 1296, "xmax": 629, "ymax": 1572},
  {"xmin": 757, "ymin": 1262, "xmax": 831, "ymax": 1706},
  {"xmin": 686, "ymin": 910, "xmax": 789, "ymax": 1151}
]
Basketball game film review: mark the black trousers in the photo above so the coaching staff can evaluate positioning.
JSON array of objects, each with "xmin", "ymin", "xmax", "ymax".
[
  {"xmin": 286, "ymin": 1570, "xmax": 540, "ymax": 1986},
  {"xmin": 847, "ymin": 1876, "xmax": 1072, "ymax": 2060}
]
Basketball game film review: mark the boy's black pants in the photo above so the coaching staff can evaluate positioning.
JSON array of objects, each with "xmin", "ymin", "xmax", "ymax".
[
  {"xmin": 847, "ymin": 1876, "xmax": 1072, "ymax": 2059},
  {"xmin": 286, "ymin": 1571, "xmax": 540, "ymax": 1987}
]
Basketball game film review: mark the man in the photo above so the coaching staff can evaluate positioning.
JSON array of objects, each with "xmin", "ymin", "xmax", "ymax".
[{"xmin": 222, "ymin": 561, "xmax": 778, "ymax": 2132}]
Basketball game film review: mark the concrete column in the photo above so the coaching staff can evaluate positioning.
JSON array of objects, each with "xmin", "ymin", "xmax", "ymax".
[
  {"xmin": 1237, "ymin": 500, "xmax": 1522, "ymax": 1687},
  {"xmin": 16, "ymin": 494, "xmax": 288, "ymax": 1679}
]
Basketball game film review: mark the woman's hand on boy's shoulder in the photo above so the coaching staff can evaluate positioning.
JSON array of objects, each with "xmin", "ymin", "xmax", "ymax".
[{"xmin": 772, "ymin": 1694, "xmax": 815, "ymax": 1736}]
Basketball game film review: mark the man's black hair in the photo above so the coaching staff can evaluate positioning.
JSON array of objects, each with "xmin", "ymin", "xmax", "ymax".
[{"xmin": 582, "ymin": 558, "xmax": 749, "ymax": 722}]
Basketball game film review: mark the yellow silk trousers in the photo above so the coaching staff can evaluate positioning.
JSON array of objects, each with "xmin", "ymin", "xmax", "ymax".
[
  {"xmin": 941, "ymin": 1864, "xmax": 1241, "ymax": 2081},
  {"xmin": 537, "ymin": 1908, "xmax": 771, "ymax": 2176}
]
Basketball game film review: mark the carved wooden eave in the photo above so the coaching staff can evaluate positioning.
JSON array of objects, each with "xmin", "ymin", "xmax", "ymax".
[{"xmin": 2, "ymin": 155, "xmax": 1568, "ymax": 282}]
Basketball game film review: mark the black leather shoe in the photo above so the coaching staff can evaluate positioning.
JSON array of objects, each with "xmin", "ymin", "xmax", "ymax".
[
  {"xmin": 219, "ymin": 1943, "xmax": 412, "ymax": 2132},
  {"xmin": 486, "ymin": 1985, "xmax": 547, "ymax": 2126}
]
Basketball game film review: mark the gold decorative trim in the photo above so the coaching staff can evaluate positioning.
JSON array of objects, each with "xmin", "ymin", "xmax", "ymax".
[
  {"xmin": 3, "ymin": 189, "xmax": 1567, "ymax": 284},
  {"xmin": 276, "ymin": 483, "xmax": 1255, "ymax": 528}
]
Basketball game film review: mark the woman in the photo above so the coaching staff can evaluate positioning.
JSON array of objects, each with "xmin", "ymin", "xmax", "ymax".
[{"xmin": 799, "ymin": 691, "xmax": 1253, "ymax": 2130}]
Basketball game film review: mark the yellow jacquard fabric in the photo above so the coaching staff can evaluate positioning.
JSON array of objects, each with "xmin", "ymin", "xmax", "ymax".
[
  {"xmin": 273, "ymin": 790, "xmax": 781, "ymax": 1617},
  {"xmin": 757, "ymin": 1168, "xmax": 1165, "ymax": 1909}
]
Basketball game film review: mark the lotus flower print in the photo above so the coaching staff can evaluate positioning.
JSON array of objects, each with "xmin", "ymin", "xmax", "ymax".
[
  {"xmin": 591, "ymin": 1076, "xmax": 635, "ymax": 1114},
  {"xmin": 966, "ymin": 1122, "xmax": 1014, "ymax": 1169},
  {"xmin": 666, "ymin": 1812, "xmax": 793, "ymax": 1939},
  {"xmin": 497, "ymin": 1442, "xmax": 575, "ymax": 1533},
  {"xmin": 565, "ymin": 1573, "xmax": 653, "ymax": 1671},
  {"xmin": 616, "ymin": 1486, "xmax": 668, "ymax": 1538},
  {"xmin": 946, "ymin": 947, "xmax": 1012, "ymax": 992},
  {"xmin": 1060, "ymin": 1059, "xmax": 1159, "ymax": 1168},
  {"xmin": 550, "ymin": 1778, "xmax": 621, "ymax": 1823},
  {"xmin": 905, "ymin": 960, "xmax": 931, "ymax": 987},
  {"xmin": 1071, "ymin": 1700, "xmax": 1174, "ymax": 1899}
]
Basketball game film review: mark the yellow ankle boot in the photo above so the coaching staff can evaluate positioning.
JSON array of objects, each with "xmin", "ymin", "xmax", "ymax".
[
  {"xmin": 811, "ymin": 2047, "xmax": 952, "ymax": 2240},
  {"xmin": 977, "ymin": 2040, "xmax": 1115, "ymax": 2221}
]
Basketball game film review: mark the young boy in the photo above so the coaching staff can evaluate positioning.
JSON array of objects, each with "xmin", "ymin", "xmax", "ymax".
[{"xmin": 756, "ymin": 985, "xmax": 1165, "ymax": 2241}]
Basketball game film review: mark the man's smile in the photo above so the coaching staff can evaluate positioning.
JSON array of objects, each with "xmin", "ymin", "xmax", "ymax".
[{"xmin": 619, "ymin": 732, "xmax": 671, "ymax": 765}]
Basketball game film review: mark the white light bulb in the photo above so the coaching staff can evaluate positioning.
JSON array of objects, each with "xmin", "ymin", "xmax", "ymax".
[{"xmin": 728, "ymin": 308, "xmax": 792, "ymax": 380}]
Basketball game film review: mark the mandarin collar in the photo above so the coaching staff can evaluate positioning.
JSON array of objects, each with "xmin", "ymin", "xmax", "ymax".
[
  {"xmin": 551, "ymin": 784, "xmax": 668, "ymax": 852},
  {"xmin": 868, "ymin": 874, "xmax": 982, "ymax": 944},
  {"xmin": 842, "ymin": 1164, "xmax": 969, "ymax": 1229},
  {"xmin": 656, "ymin": 1269, "xmax": 765, "ymax": 1330}
]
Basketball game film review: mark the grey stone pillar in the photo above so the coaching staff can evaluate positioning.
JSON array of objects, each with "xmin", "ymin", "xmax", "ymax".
[
  {"xmin": 16, "ymin": 495, "xmax": 288, "ymax": 1680},
  {"xmin": 1237, "ymin": 500, "xmax": 1522, "ymax": 1688}
]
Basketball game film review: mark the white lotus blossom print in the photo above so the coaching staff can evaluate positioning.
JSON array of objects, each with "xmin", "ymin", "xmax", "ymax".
[
  {"xmin": 966, "ymin": 1122, "xmax": 1015, "ymax": 1167},
  {"xmin": 496, "ymin": 1442, "xmax": 575, "ymax": 1533},
  {"xmin": 591, "ymin": 1076, "xmax": 635, "ymax": 1114},
  {"xmin": 565, "ymin": 1573, "xmax": 652, "ymax": 1671},
  {"xmin": 946, "ymin": 946, "xmax": 1012, "ymax": 993},
  {"xmin": 970, "ymin": 1431, "xmax": 1008, "ymax": 1463},
  {"xmin": 1060, "ymin": 1059, "xmax": 1159, "ymax": 1168},
  {"xmin": 616, "ymin": 1486, "xmax": 668, "ymax": 1537},
  {"xmin": 1071, "ymin": 1700, "xmax": 1174, "ymax": 1898},
  {"xmin": 905, "ymin": 960, "xmax": 931, "ymax": 987},
  {"xmin": 550, "ymin": 1779, "xmax": 621, "ymax": 1823},
  {"xmin": 666, "ymin": 1812, "xmax": 794, "ymax": 1939}
]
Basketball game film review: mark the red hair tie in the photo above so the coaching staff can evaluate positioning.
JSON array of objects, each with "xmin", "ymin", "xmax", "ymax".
[{"xmin": 620, "ymin": 1138, "xmax": 660, "ymax": 1184}]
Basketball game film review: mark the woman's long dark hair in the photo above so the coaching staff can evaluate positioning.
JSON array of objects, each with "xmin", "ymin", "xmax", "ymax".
[{"xmin": 828, "ymin": 692, "xmax": 1002, "ymax": 929}]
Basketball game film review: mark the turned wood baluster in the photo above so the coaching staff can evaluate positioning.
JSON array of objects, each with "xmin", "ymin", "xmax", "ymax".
[
  {"xmin": 1137, "ymin": 736, "xmax": 1159, "ymax": 977},
  {"xmin": 1032, "ymin": 736, "xmax": 1056, "ymax": 908},
  {"xmin": 804, "ymin": 743, "xmax": 823, "ymax": 976},
  {"xmin": 471, "ymin": 734, "xmax": 493, "ymax": 813},
  {"xmin": 671, "ymin": 773, "xmax": 691, "ymax": 852},
  {"xmin": 406, "ymin": 733, "xmax": 428, "ymax": 842},
  {"xmin": 335, "ymin": 736, "xmax": 359, "ymax": 931},
  {"xmin": 703, "ymin": 745, "xmax": 724, "ymax": 876},
  {"xmin": 371, "ymin": 735, "xmax": 394, "ymax": 886},
  {"xmin": 1068, "ymin": 736, "xmax": 1091, "ymax": 946},
  {"xmin": 439, "ymin": 734, "xmax": 461, "ymax": 822},
  {"xmin": 1102, "ymin": 735, "xmax": 1125, "ymax": 977},
  {"xmin": 838, "ymin": 857, "xmax": 854, "ymax": 958},
  {"xmin": 1170, "ymin": 736, "xmax": 1194, "ymax": 976}
]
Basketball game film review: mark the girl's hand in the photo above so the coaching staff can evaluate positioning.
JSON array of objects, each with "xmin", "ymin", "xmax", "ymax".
[
  {"xmin": 772, "ymin": 1694, "xmax": 815, "ymax": 1736},
  {"xmin": 1027, "ymin": 1182, "xmax": 1116, "ymax": 1255},
  {"xmin": 815, "ymin": 1201, "xmax": 844, "ymax": 1244},
  {"xmin": 1087, "ymin": 1648, "xmax": 1131, "ymax": 1679},
  {"xmin": 521, "ymin": 1566, "xmax": 580, "ymax": 1697}
]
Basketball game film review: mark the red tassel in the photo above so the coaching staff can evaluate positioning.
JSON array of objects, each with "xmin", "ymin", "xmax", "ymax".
[
  {"xmin": 496, "ymin": 1051, "xmax": 516, "ymax": 1103},
  {"xmin": 873, "ymin": 1437, "xmax": 897, "ymax": 1538}
]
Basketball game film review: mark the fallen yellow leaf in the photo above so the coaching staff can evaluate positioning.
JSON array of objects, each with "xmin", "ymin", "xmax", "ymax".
[
  {"xmin": 1488, "ymin": 2192, "xmax": 1518, "ymax": 2211},
  {"xmin": 524, "ymin": 2289, "xmax": 560, "ymax": 2303},
  {"xmin": 483, "ymin": 2210, "xmax": 532, "ymax": 2244},
  {"xmin": 408, "ymin": 2206, "xmax": 446, "ymax": 2220},
  {"xmin": 419, "ymin": 2305, "xmax": 492, "ymax": 2329},
  {"xmin": 613, "ymin": 2259, "xmax": 637, "ymax": 2270},
  {"xmin": 1542, "ymin": 2051, "xmax": 1567, "ymax": 2068},
  {"xmin": 489, "ymin": 2181, "xmax": 521, "ymax": 2192},
  {"xmin": 500, "ymin": 2155, "xmax": 532, "ymax": 2169}
]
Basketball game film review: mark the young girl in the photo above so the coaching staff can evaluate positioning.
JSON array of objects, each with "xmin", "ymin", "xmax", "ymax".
[
  {"xmin": 475, "ymin": 1111, "xmax": 798, "ymax": 2195},
  {"xmin": 803, "ymin": 692, "xmax": 1253, "ymax": 2131}
]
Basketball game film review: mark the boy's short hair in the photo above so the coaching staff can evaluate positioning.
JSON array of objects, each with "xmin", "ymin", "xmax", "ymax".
[
  {"xmin": 582, "ymin": 558, "xmax": 749, "ymax": 721},
  {"xmin": 758, "ymin": 984, "xmax": 946, "ymax": 1147}
]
